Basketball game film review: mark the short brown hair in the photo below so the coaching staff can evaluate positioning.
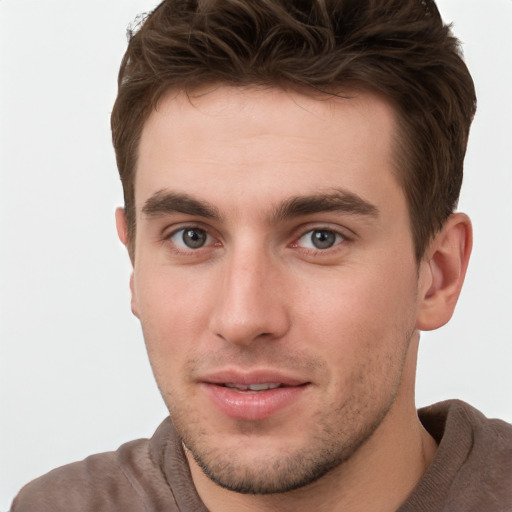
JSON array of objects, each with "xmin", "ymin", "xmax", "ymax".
[{"xmin": 111, "ymin": 0, "xmax": 476, "ymax": 260}]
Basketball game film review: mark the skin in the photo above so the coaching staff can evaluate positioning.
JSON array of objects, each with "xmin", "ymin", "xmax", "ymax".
[{"xmin": 116, "ymin": 85, "xmax": 472, "ymax": 512}]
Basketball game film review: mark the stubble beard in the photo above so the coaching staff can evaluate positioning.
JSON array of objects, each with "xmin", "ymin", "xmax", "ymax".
[
  {"xmin": 158, "ymin": 325, "xmax": 416, "ymax": 495},
  {"xmin": 170, "ymin": 385, "xmax": 400, "ymax": 495}
]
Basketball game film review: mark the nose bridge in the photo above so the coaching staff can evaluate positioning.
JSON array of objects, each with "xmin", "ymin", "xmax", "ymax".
[{"xmin": 210, "ymin": 241, "xmax": 289, "ymax": 345}]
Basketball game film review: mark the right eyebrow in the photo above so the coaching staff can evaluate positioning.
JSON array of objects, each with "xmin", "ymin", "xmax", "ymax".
[{"xmin": 142, "ymin": 190, "xmax": 221, "ymax": 220}]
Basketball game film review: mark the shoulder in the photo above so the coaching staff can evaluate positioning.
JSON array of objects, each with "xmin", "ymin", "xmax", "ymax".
[
  {"xmin": 11, "ymin": 419, "xmax": 182, "ymax": 512},
  {"xmin": 446, "ymin": 401, "xmax": 512, "ymax": 510},
  {"xmin": 420, "ymin": 399, "xmax": 512, "ymax": 458},
  {"xmin": 416, "ymin": 400, "xmax": 512, "ymax": 511},
  {"xmin": 11, "ymin": 441, "xmax": 146, "ymax": 512}
]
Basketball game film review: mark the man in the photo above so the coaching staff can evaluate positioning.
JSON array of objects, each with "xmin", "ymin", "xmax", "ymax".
[{"xmin": 11, "ymin": 0, "xmax": 512, "ymax": 510}]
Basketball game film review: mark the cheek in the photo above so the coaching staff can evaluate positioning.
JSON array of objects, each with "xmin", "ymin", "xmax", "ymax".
[
  {"xmin": 293, "ymin": 261, "xmax": 419, "ymax": 369},
  {"xmin": 133, "ymin": 268, "xmax": 214, "ymax": 367}
]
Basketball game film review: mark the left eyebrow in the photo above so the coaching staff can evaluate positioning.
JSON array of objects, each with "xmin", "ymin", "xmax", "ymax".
[{"xmin": 271, "ymin": 190, "xmax": 379, "ymax": 222}]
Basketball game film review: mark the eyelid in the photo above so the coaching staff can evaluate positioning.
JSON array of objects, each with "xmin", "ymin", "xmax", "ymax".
[
  {"xmin": 170, "ymin": 228, "xmax": 211, "ymax": 249},
  {"xmin": 291, "ymin": 222, "xmax": 353, "ymax": 241},
  {"xmin": 163, "ymin": 223, "xmax": 222, "ymax": 252},
  {"xmin": 288, "ymin": 224, "xmax": 352, "ymax": 256},
  {"xmin": 160, "ymin": 221, "xmax": 351, "ymax": 254},
  {"xmin": 298, "ymin": 230, "xmax": 344, "ymax": 248},
  {"xmin": 163, "ymin": 221, "xmax": 216, "ymax": 239}
]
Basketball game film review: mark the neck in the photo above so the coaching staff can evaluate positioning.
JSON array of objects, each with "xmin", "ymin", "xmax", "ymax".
[{"xmin": 187, "ymin": 334, "xmax": 437, "ymax": 512}]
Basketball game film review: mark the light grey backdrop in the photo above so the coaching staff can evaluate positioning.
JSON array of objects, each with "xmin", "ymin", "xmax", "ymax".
[{"xmin": 1, "ymin": 1, "xmax": 511, "ymax": 509}]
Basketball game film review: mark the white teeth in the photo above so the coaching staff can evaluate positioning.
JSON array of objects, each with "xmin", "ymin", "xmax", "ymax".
[
  {"xmin": 224, "ymin": 383, "xmax": 282, "ymax": 391},
  {"xmin": 248, "ymin": 383, "xmax": 281, "ymax": 391}
]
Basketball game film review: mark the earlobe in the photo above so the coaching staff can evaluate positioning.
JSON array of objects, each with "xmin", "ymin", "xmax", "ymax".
[
  {"xmin": 129, "ymin": 272, "xmax": 140, "ymax": 319},
  {"xmin": 416, "ymin": 213, "xmax": 473, "ymax": 331}
]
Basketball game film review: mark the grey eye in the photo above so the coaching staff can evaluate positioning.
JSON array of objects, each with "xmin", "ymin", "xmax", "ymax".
[
  {"xmin": 311, "ymin": 230, "xmax": 336, "ymax": 249},
  {"xmin": 183, "ymin": 228, "xmax": 207, "ymax": 248},
  {"xmin": 171, "ymin": 228, "xmax": 210, "ymax": 249},
  {"xmin": 297, "ymin": 229, "xmax": 343, "ymax": 250}
]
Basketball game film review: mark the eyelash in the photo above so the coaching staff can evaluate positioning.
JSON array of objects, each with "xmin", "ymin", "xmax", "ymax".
[
  {"xmin": 163, "ymin": 225, "xmax": 349, "ymax": 256},
  {"xmin": 290, "ymin": 228, "xmax": 346, "ymax": 253},
  {"xmin": 165, "ymin": 225, "xmax": 219, "ymax": 255}
]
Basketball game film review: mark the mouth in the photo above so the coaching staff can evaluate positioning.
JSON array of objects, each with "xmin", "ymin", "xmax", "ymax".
[{"xmin": 201, "ymin": 373, "xmax": 310, "ymax": 421}]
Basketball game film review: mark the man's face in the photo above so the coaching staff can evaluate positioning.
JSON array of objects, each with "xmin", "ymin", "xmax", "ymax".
[{"xmin": 127, "ymin": 86, "xmax": 429, "ymax": 493}]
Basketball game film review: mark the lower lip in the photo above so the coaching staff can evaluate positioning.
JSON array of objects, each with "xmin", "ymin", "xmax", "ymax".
[{"xmin": 203, "ymin": 383, "xmax": 308, "ymax": 421}]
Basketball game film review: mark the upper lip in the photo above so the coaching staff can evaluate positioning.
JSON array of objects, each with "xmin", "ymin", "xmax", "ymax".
[{"xmin": 200, "ymin": 369, "xmax": 309, "ymax": 387}]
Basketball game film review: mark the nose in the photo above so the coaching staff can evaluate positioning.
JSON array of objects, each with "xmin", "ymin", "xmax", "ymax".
[{"xmin": 208, "ymin": 247, "xmax": 290, "ymax": 346}]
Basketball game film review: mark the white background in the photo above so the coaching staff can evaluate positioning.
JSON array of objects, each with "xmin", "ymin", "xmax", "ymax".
[{"xmin": 1, "ymin": 1, "xmax": 511, "ymax": 509}]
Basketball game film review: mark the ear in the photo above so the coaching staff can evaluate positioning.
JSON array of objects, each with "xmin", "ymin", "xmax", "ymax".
[
  {"xmin": 115, "ymin": 207, "xmax": 140, "ymax": 318},
  {"xmin": 416, "ymin": 213, "xmax": 473, "ymax": 331},
  {"xmin": 115, "ymin": 207, "xmax": 129, "ymax": 247}
]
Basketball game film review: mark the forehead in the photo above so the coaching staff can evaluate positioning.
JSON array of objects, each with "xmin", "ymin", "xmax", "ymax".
[{"xmin": 135, "ymin": 85, "xmax": 403, "ymax": 219}]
